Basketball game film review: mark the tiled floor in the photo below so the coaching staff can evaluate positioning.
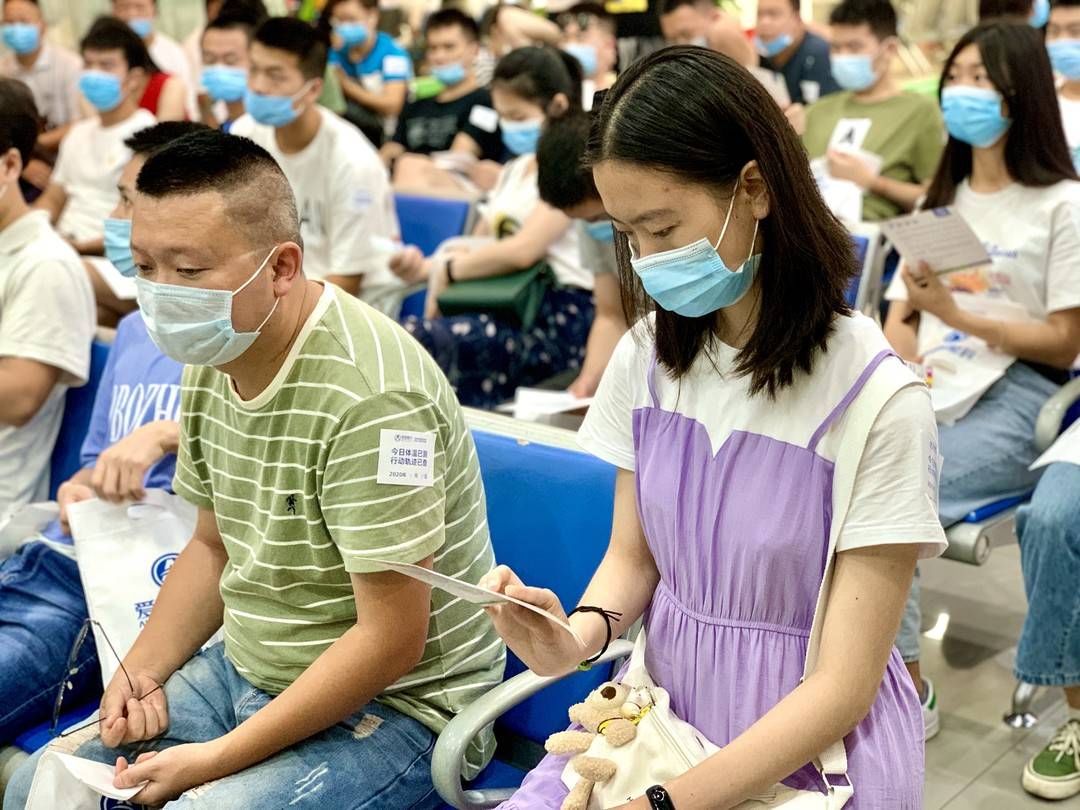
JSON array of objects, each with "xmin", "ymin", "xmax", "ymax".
[{"xmin": 920, "ymin": 545, "xmax": 1075, "ymax": 808}]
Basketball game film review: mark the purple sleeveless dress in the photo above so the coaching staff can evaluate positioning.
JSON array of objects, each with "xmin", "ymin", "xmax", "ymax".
[{"xmin": 499, "ymin": 349, "xmax": 925, "ymax": 809}]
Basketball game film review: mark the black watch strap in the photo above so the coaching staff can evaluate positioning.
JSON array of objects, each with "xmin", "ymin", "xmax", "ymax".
[{"xmin": 646, "ymin": 785, "xmax": 676, "ymax": 810}]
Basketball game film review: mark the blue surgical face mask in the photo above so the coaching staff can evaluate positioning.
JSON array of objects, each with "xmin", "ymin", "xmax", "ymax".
[
  {"xmin": 104, "ymin": 218, "xmax": 136, "ymax": 277},
  {"xmin": 1030, "ymin": 0, "xmax": 1050, "ymax": 28},
  {"xmin": 2, "ymin": 22, "xmax": 40, "ymax": 55},
  {"xmin": 244, "ymin": 82, "xmax": 312, "ymax": 127},
  {"xmin": 500, "ymin": 117, "xmax": 544, "ymax": 155},
  {"xmin": 334, "ymin": 22, "xmax": 368, "ymax": 48},
  {"xmin": 755, "ymin": 33, "xmax": 793, "ymax": 58},
  {"xmin": 202, "ymin": 65, "xmax": 249, "ymax": 102},
  {"xmin": 1048, "ymin": 39, "xmax": 1080, "ymax": 80},
  {"xmin": 630, "ymin": 180, "xmax": 761, "ymax": 318},
  {"xmin": 135, "ymin": 246, "xmax": 280, "ymax": 367},
  {"xmin": 432, "ymin": 62, "xmax": 467, "ymax": 86},
  {"xmin": 583, "ymin": 219, "xmax": 615, "ymax": 243},
  {"xmin": 128, "ymin": 17, "xmax": 154, "ymax": 38},
  {"xmin": 941, "ymin": 85, "xmax": 1011, "ymax": 149},
  {"xmin": 79, "ymin": 69, "xmax": 124, "ymax": 112},
  {"xmin": 831, "ymin": 53, "xmax": 878, "ymax": 92},
  {"xmin": 563, "ymin": 43, "xmax": 598, "ymax": 77}
]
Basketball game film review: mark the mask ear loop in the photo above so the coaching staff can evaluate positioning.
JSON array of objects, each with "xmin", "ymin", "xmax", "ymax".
[
  {"xmin": 712, "ymin": 177, "xmax": 742, "ymax": 252},
  {"xmin": 743, "ymin": 218, "xmax": 760, "ymax": 269},
  {"xmin": 233, "ymin": 245, "xmax": 282, "ymax": 332}
]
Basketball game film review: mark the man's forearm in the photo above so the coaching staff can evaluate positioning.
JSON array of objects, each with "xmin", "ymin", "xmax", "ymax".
[
  {"xmin": 123, "ymin": 536, "xmax": 227, "ymax": 684},
  {"xmin": 211, "ymin": 621, "xmax": 423, "ymax": 777}
]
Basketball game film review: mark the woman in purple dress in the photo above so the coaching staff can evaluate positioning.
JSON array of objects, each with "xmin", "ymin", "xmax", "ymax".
[{"xmin": 480, "ymin": 47, "xmax": 947, "ymax": 809}]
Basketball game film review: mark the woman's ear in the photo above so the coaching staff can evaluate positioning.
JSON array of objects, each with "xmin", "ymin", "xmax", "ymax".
[
  {"xmin": 739, "ymin": 160, "xmax": 771, "ymax": 220},
  {"xmin": 547, "ymin": 92, "xmax": 570, "ymax": 119}
]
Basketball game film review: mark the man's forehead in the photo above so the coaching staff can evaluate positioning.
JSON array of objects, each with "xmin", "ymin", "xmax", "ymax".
[
  {"xmin": 250, "ymin": 42, "xmax": 301, "ymax": 69},
  {"xmin": 131, "ymin": 192, "xmax": 232, "ymax": 241}
]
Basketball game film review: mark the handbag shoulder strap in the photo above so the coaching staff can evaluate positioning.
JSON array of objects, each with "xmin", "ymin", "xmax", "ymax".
[{"xmin": 803, "ymin": 357, "xmax": 915, "ymax": 781}]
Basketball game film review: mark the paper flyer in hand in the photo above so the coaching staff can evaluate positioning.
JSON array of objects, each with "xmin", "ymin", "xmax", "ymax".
[
  {"xmin": 369, "ymin": 559, "xmax": 584, "ymax": 645},
  {"xmin": 1031, "ymin": 419, "xmax": 1080, "ymax": 470},
  {"xmin": 24, "ymin": 750, "xmax": 147, "ymax": 809},
  {"xmin": 880, "ymin": 207, "xmax": 991, "ymax": 274},
  {"xmin": 496, "ymin": 388, "xmax": 594, "ymax": 421}
]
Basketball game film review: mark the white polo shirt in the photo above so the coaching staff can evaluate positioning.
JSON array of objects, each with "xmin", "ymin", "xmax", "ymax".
[
  {"xmin": 0, "ymin": 42, "xmax": 84, "ymax": 130},
  {"xmin": 0, "ymin": 210, "xmax": 96, "ymax": 515}
]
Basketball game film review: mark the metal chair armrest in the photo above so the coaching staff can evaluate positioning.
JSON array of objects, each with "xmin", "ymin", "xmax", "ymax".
[
  {"xmin": 432, "ymin": 639, "xmax": 635, "ymax": 810},
  {"xmin": 1035, "ymin": 377, "xmax": 1080, "ymax": 452}
]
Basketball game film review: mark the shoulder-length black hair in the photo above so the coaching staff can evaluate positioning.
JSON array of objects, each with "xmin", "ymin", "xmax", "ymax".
[
  {"xmin": 925, "ymin": 21, "xmax": 1077, "ymax": 207},
  {"xmin": 586, "ymin": 46, "xmax": 854, "ymax": 397}
]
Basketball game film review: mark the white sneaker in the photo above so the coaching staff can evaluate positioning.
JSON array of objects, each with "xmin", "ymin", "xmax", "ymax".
[{"xmin": 922, "ymin": 677, "xmax": 940, "ymax": 741}]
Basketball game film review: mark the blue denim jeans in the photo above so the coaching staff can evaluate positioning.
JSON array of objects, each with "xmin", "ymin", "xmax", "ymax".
[
  {"xmin": 895, "ymin": 363, "xmax": 1059, "ymax": 664},
  {"xmin": 3, "ymin": 643, "xmax": 441, "ymax": 809},
  {"xmin": 0, "ymin": 541, "xmax": 100, "ymax": 743},
  {"xmin": 1015, "ymin": 462, "xmax": 1080, "ymax": 687}
]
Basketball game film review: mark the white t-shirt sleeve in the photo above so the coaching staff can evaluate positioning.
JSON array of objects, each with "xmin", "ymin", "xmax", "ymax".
[
  {"xmin": 837, "ymin": 383, "xmax": 947, "ymax": 558},
  {"xmin": 328, "ymin": 155, "xmax": 394, "ymax": 278},
  {"xmin": 1047, "ymin": 199, "xmax": 1080, "ymax": 313},
  {"xmin": 50, "ymin": 128, "xmax": 76, "ymax": 190},
  {"xmin": 0, "ymin": 258, "xmax": 95, "ymax": 386},
  {"xmin": 578, "ymin": 329, "xmax": 645, "ymax": 471}
]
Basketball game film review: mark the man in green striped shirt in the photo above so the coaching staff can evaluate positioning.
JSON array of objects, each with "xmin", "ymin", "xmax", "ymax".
[{"xmin": 17, "ymin": 129, "xmax": 504, "ymax": 807}]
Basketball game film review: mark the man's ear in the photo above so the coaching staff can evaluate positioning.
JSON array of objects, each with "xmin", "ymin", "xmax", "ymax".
[{"xmin": 271, "ymin": 241, "xmax": 305, "ymax": 293}]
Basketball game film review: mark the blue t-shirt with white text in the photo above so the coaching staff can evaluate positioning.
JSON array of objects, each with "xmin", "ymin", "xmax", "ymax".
[
  {"xmin": 40, "ymin": 311, "xmax": 183, "ymax": 543},
  {"xmin": 331, "ymin": 31, "xmax": 412, "ymax": 83}
]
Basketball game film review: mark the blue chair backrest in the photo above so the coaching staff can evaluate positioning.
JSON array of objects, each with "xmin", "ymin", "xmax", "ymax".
[
  {"xmin": 471, "ymin": 429, "xmax": 618, "ymax": 743},
  {"xmin": 395, "ymin": 194, "xmax": 472, "ymax": 257},
  {"xmin": 846, "ymin": 234, "xmax": 869, "ymax": 308},
  {"xmin": 48, "ymin": 340, "xmax": 111, "ymax": 499}
]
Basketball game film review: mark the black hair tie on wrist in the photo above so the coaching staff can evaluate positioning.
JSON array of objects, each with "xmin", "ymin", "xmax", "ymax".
[{"xmin": 569, "ymin": 605, "xmax": 623, "ymax": 670}]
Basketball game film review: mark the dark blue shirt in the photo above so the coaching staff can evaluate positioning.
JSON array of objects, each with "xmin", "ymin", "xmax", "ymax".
[{"xmin": 761, "ymin": 31, "xmax": 840, "ymax": 106}]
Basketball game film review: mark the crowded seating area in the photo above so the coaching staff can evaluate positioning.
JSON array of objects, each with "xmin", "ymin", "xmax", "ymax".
[{"xmin": 1, "ymin": 0, "xmax": 1079, "ymax": 807}]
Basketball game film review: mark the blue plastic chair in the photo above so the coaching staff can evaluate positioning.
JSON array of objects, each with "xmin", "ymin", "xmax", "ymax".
[
  {"xmin": 846, "ymin": 223, "xmax": 886, "ymax": 317},
  {"xmin": 433, "ymin": 419, "xmax": 623, "ymax": 809},
  {"xmin": 395, "ymin": 194, "xmax": 474, "ymax": 258},
  {"xmin": 48, "ymin": 340, "xmax": 111, "ymax": 500}
]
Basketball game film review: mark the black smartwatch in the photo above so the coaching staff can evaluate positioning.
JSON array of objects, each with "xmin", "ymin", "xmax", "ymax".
[{"xmin": 646, "ymin": 785, "xmax": 676, "ymax": 810}]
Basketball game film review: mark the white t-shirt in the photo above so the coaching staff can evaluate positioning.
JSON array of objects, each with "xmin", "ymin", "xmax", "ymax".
[
  {"xmin": 481, "ymin": 155, "xmax": 593, "ymax": 290},
  {"xmin": 0, "ymin": 43, "xmax": 84, "ymax": 130},
  {"xmin": 230, "ymin": 108, "xmax": 404, "ymax": 304},
  {"xmin": 579, "ymin": 313, "xmax": 947, "ymax": 558},
  {"xmin": 52, "ymin": 108, "xmax": 156, "ymax": 242},
  {"xmin": 0, "ymin": 211, "xmax": 96, "ymax": 514},
  {"xmin": 148, "ymin": 31, "xmax": 197, "ymax": 119},
  {"xmin": 885, "ymin": 179, "xmax": 1080, "ymax": 348},
  {"xmin": 1060, "ymin": 95, "xmax": 1080, "ymax": 169}
]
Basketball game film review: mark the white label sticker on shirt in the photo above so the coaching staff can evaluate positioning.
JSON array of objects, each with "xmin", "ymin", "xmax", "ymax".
[
  {"xmin": 377, "ymin": 429, "xmax": 436, "ymax": 487},
  {"xmin": 350, "ymin": 189, "xmax": 373, "ymax": 213},
  {"xmin": 828, "ymin": 118, "xmax": 873, "ymax": 151},
  {"xmin": 468, "ymin": 105, "xmax": 499, "ymax": 133},
  {"xmin": 801, "ymin": 80, "xmax": 821, "ymax": 104},
  {"xmin": 383, "ymin": 55, "xmax": 410, "ymax": 77}
]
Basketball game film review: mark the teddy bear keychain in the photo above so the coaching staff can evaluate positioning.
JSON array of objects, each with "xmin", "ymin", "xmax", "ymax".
[{"xmin": 544, "ymin": 681, "xmax": 656, "ymax": 810}]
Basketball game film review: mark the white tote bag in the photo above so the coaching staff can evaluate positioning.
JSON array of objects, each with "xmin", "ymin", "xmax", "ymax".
[
  {"xmin": 67, "ymin": 489, "xmax": 198, "ymax": 688},
  {"xmin": 564, "ymin": 369, "xmax": 908, "ymax": 810}
]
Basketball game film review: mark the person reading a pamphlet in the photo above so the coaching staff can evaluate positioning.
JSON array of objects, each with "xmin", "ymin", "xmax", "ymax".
[
  {"xmin": 481, "ymin": 46, "xmax": 947, "ymax": 810},
  {"xmin": 883, "ymin": 21, "xmax": 1080, "ymax": 749},
  {"xmin": 4, "ymin": 128, "xmax": 502, "ymax": 809},
  {"xmin": 802, "ymin": 0, "xmax": 944, "ymax": 222}
]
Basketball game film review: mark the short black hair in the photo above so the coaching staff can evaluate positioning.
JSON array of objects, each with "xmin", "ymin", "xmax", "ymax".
[
  {"xmin": 980, "ymin": 0, "xmax": 1034, "ymax": 18},
  {"xmin": 558, "ymin": 3, "xmax": 616, "ymax": 34},
  {"xmin": 1054, "ymin": 0, "xmax": 1080, "ymax": 7},
  {"xmin": 136, "ymin": 128, "xmax": 301, "ymax": 249},
  {"xmin": 81, "ymin": 16, "xmax": 157, "ymax": 72},
  {"xmin": 424, "ymin": 8, "xmax": 479, "ymax": 41},
  {"xmin": 0, "ymin": 78, "xmax": 39, "ymax": 167},
  {"xmin": 124, "ymin": 121, "xmax": 211, "ymax": 156},
  {"xmin": 253, "ymin": 16, "xmax": 329, "ymax": 80},
  {"xmin": 205, "ymin": 1, "xmax": 268, "ymax": 38},
  {"xmin": 657, "ymin": 0, "xmax": 711, "ymax": 16},
  {"xmin": 829, "ymin": 0, "xmax": 898, "ymax": 39},
  {"xmin": 537, "ymin": 112, "xmax": 597, "ymax": 209}
]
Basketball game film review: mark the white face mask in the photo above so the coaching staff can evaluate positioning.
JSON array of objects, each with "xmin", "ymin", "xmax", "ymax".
[{"xmin": 135, "ymin": 246, "xmax": 280, "ymax": 367}]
